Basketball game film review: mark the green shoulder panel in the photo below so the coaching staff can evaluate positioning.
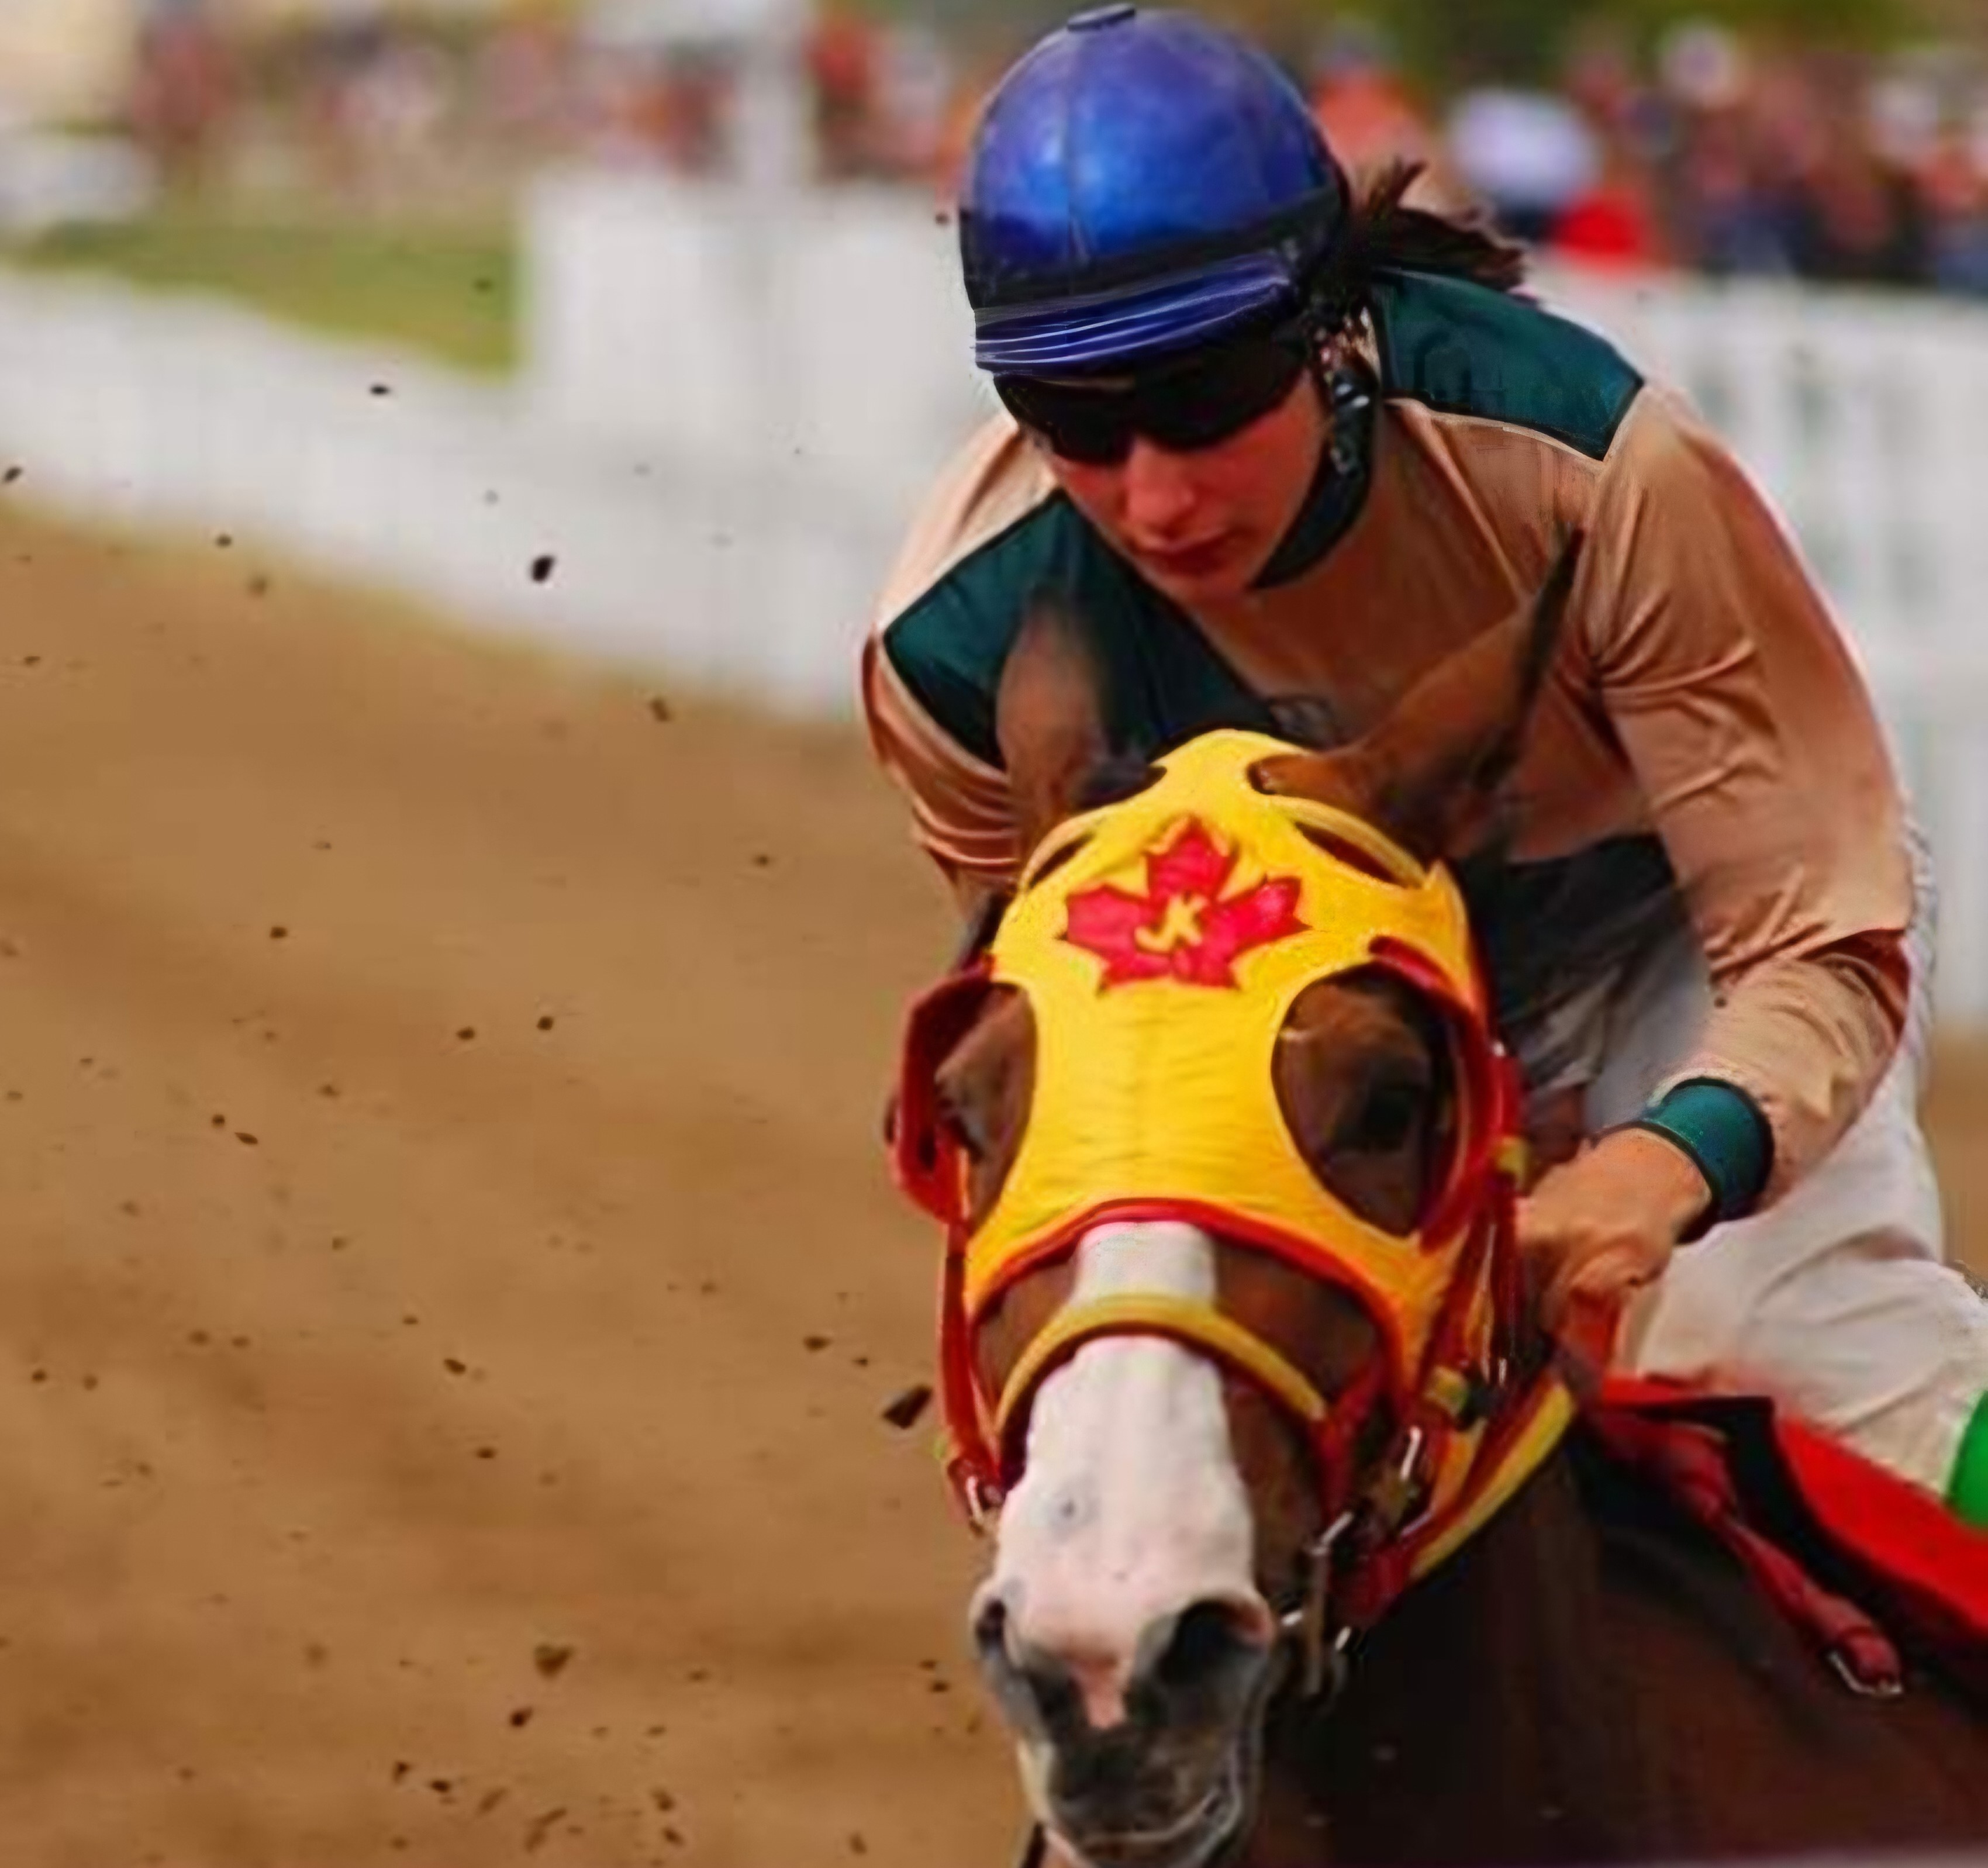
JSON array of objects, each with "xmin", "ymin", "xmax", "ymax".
[
  {"xmin": 1369, "ymin": 268, "xmax": 1644, "ymax": 462},
  {"xmin": 879, "ymin": 495, "xmax": 1273, "ymax": 769}
]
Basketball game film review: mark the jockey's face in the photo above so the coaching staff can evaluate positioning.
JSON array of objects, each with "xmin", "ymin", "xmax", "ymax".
[{"xmin": 1009, "ymin": 347, "xmax": 1328, "ymax": 603}]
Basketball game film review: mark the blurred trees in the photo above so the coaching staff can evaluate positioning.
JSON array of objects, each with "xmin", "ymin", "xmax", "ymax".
[
  {"xmin": 1361, "ymin": 0, "xmax": 1909, "ymax": 85},
  {"xmin": 854, "ymin": 0, "xmax": 1956, "ymax": 87},
  {"xmin": 1392, "ymin": 0, "xmax": 1946, "ymax": 84}
]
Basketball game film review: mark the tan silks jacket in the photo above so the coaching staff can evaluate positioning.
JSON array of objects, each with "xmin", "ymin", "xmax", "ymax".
[{"xmin": 862, "ymin": 270, "xmax": 1915, "ymax": 1205}]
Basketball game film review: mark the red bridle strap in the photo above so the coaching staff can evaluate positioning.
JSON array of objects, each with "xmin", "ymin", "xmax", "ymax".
[{"xmin": 903, "ymin": 951, "xmax": 1553, "ymax": 1598}]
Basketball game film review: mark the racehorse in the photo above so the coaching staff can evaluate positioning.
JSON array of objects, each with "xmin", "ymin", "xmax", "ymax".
[{"xmin": 889, "ymin": 557, "xmax": 1988, "ymax": 1868}]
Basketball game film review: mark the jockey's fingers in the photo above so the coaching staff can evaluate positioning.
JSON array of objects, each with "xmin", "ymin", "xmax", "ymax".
[{"xmin": 1541, "ymin": 1238, "xmax": 1654, "ymax": 1331}]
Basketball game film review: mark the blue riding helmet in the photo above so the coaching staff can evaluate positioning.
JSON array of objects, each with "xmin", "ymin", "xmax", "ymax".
[{"xmin": 960, "ymin": 5, "xmax": 1351, "ymax": 375}]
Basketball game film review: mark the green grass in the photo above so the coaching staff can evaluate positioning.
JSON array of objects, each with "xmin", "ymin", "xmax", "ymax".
[{"xmin": 5, "ymin": 212, "xmax": 518, "ymax": 375}]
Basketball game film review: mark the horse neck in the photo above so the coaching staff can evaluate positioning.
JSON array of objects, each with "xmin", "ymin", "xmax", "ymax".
[
  {"xmin": 1251, "ymin": 1428, "xmax": 1988, "ymax": 1867},
  {"xmin": 1252, "ymin": 1438, "xmax": 1668, "ymax": 1868}
]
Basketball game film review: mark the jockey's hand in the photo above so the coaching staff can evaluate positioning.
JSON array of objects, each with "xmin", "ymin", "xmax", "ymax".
[{"xmin": 1517, "ymin": 1124, "xmax": 1714, "ymax": 1350}]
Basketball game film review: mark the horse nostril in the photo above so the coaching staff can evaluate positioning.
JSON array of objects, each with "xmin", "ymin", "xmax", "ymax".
[
  {"xmin": 1141, "ymin": 1598, "xmax": 1273, "ymax": 1708},
  {"xmin": 972, "ymin": 1593, "xmax": 1092, "ymax": 1738},
  {"xmin": 973, "ymin": 1595, "xmax": 1036, "ymax": 1702},
  {"xmin": 972, "ymin": 1593, "xmax": 1013, "ymax": 1670}
]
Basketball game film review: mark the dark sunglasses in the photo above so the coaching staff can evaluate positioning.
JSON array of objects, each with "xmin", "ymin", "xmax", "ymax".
[{"xmin": 994, "ymin": 325, "xmax": 1313, "ymax": 466}]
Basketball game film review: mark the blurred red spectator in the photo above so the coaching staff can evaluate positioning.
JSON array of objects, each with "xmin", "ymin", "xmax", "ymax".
[
  {"xmin": 1553, "ymin": 141, "xmax": 1669, "ymax": 268},
  {"xmin": 1308, "ymin": 26, "xmax": 1466, "ymax": 211},
  {"xmin": 1785, "ymin": 131, "xmax": 1927, "ymax": 286},
  {"xmin": 809, "ymin": 6, "xmax": 882, "ymax": 178},
  {"xmin": 132, "ymin": 1, "xmax": 234, "ymax": 191},
  {"xmin": 1313, "ymin": 63, "xmax": 1437, "ymax": 181}
]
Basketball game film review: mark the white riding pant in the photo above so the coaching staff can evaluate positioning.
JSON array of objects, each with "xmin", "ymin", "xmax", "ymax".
[{"xmin": 1589, "ymin": 831, "xmax": 1988, "ymax": 1497}]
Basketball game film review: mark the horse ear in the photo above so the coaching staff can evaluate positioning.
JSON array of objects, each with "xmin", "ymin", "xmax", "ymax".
[
  {"xmin": 1259, "ymin": 532, "xmax": 1582, "ymax": 866},
  {"xmin": 996, "ymin": 589, "xmax": 1112, "ymax": 861}
]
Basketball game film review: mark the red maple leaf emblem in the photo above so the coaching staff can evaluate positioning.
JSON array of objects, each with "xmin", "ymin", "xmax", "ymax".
[{"xmin": 1061, "ymin": 819, "xmax": 1307, "ymax": 989}]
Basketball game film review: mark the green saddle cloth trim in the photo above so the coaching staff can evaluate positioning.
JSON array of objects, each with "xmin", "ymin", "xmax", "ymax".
[{"xmin": 1948, "ymin": 1390, "xmax": 1988, "ymax": 1528}]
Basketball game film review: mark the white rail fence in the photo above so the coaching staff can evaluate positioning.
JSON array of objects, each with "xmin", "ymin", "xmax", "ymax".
[
  {"xmin": 0, "ymin": 174, "xmax": 1984, "ymax": 1021},
  {"xmin": 0, "ymin": 271, "xmax": 889, "ymax": 713}
]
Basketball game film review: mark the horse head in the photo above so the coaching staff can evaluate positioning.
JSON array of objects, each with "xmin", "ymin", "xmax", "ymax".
[{"xmin": 891, "ymin": 544, "xmax": 1579, "ymax": 1868}]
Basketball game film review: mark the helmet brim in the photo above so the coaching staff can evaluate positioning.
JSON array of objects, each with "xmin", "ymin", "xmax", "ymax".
[{"xmin": 973, "ymin": 250, "xmax": 1297, "ymax": 375}]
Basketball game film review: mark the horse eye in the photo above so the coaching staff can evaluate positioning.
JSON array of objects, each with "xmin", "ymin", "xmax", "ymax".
[{"xmin": 1341, "ymin": 1078, "xmax": 1427, "ymax": 1155}]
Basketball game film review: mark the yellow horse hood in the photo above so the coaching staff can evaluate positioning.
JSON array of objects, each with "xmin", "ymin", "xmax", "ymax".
[{"xmin": 967, "ymin": 729, "xmax": 1500, "ymax": 1390}]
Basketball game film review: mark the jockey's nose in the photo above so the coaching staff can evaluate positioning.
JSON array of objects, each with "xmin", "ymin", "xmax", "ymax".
[{"xmin": 1119, "ymin": 436, "xmax": 1202, "ymax": 538}]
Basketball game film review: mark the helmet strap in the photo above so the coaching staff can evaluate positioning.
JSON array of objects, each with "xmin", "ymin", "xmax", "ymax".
[
  {"xmin": 1299, "ymin": 329, "xmax": 1372, "ymax": 485},
  {"xmin": 1323, "ymin": 354, "xmax": 1373, "ymax": 481},
  {"xmin": 1250, "ymin": 345, "xmax": 1376, "ymax": 592}
]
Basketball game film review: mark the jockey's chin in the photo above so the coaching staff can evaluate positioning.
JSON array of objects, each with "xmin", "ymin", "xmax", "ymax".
[{"xmin": 1119, "ymin": 529, "xmax": 1266, "ymax": 603}]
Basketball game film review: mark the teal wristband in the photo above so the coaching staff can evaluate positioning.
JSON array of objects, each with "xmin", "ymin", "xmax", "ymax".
[{"xmin": 1623, "ymin": 1078, "xmax": 1775, "ymax": 1237}]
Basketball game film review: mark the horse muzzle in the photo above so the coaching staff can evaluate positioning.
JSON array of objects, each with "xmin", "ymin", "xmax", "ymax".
[{"xmin": 976, "ymin": 1597, "xmax": 1279, "ymax": 1868}]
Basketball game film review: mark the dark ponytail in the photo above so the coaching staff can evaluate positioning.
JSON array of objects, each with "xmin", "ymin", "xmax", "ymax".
[{"xmin": 1311, "ymin": 160, "xmax": 1527, "ymax": 333}]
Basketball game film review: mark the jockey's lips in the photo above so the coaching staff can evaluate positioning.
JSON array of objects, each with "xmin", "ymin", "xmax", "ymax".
[{"xmin": 994, "ymin": 321, "xmax": 1313, "ymax": 465}]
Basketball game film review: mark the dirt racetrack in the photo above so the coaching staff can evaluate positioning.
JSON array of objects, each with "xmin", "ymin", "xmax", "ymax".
[{"xmin": 0, "ymin": 509, "xmax": 1977, "ymax": 1868}]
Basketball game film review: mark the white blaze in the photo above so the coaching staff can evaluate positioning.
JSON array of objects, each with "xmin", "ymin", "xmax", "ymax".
[{"xmin": 972, "ymin": 1221, "xmax": 1268, "ymax": 1734}]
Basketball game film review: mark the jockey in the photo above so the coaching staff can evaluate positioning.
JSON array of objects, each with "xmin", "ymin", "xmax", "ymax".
[{"xmin": 860, "ymin": 5, "xmax": 1988, "ymax": 1525}]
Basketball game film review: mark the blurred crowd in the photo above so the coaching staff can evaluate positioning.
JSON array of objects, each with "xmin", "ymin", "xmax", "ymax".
[
  {"xmin": 1396, "ymin": 23, "xmax": 1988, "ymax": 294},
  {"xmin": 120, "ymin": 2, "xmax": 1988, "ymax": 297}
]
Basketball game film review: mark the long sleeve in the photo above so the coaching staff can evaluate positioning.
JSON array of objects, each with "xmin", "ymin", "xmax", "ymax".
[
  {"xmin": 860, "ymin": 627, "xmax": 1019, "ymax": 890},
  {"xmin": 1578, "ymin": 386, "xmax": 1916, "ymax": 1201}
]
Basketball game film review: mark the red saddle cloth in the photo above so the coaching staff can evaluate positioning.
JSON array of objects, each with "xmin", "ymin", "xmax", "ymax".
[{"xmin": 1589, "ymin": 1377, "xmax": 1988, "ymax": 1701}]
